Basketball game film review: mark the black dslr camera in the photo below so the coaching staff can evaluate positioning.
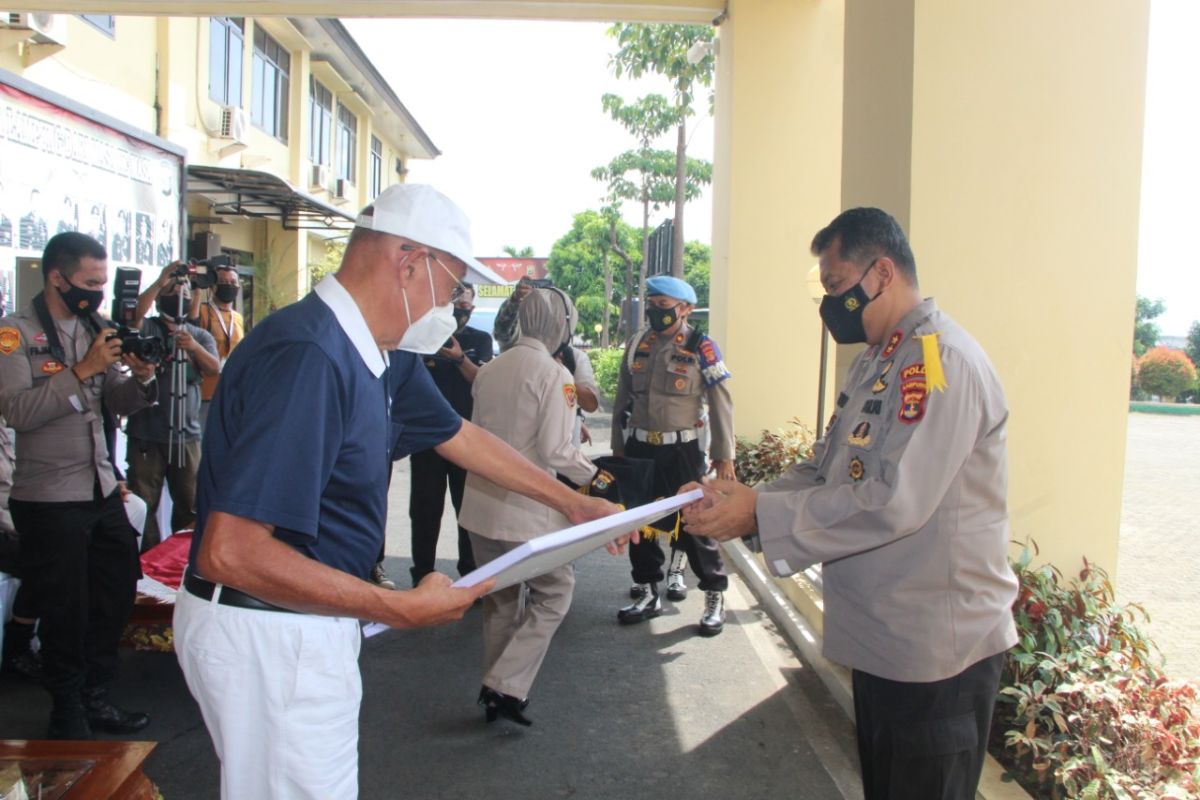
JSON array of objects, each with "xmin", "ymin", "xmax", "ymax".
[
  {"xmin": 174, "ymin": 254, "xmax": 232, "ymax": 290},
  {"xmin": 108, "ymin": 267, "xmax": 168, "ymax": 364}
]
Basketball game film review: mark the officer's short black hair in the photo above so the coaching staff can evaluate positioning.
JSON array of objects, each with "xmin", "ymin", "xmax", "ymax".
[
  {"xmin": 460, "ymin": 281, "xmax": 474, "ymax": 299},
  {"xmin": 42, "ymin": 232, "xmax": 107, "ymax": 284},
  {"xmin": 811, "ymin": 208, "xmax": 917, "ymax": 283}
]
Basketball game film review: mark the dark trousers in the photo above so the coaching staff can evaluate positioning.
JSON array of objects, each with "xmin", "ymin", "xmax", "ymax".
[
  {"xmin": 409, "ymin": 447, "xmax": 474, "ymax": 583},
  {"xmin": 126, "ymin": 436, "xmax": 201, "ymax": 552},
  {"xmin": 10, "ymin": 490, "xmax": 140, "ymax": 698},
  {"xmin": 852, "ymin": 651, "xmax": 1005, "ymax": 800},
  {"xmin": 624, "ymin": 438, "xmax": 727, "ymax": 592}
]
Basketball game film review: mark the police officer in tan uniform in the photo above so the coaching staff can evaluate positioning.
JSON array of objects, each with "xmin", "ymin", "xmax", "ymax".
[
  {"xmin": 684, "ymin": 208, "xmax": 1018, "ymax": 800},
  {"xmin": 613, "ymin": 275, "xmax": 735, "ymax": 636},
  {"xmin": 459, "ymin": 286, "xmax": 622, "ymax": 726},
  {"xmin": 0, "ymin": 232, "xmax": 158, "ymax": 739}
]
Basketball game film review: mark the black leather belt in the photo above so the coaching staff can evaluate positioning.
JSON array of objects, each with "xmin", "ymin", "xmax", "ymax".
[{"xmin": 183, "ymin": 571, "xmax": 296, "ymax": 614}]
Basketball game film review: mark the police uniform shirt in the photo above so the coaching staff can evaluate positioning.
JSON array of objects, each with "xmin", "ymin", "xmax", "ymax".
[
  {"xmin": 459, "ymin": 337, "xmax": 596, "ymax": 542},
  {"xmin": 0, "ymin": 304, "xmax": 155, "ymax": 503},
  {"xmin": 125, "ymin": 320, "xmax": 217, "ymax": 443},
  {"xmin": 754, "ymin": 298, "xmax": 1019, "ymax": 683},
  {"xmin": 423, "ymin": 324, "xmax": 494, "ymax": 418},
  {"xmin": 611, "ymin": 324, "xmax": 735, "ymax": 460},
  {"xmin": 188, "ymin": 276, "xmax": 461, "ymax": 581}
]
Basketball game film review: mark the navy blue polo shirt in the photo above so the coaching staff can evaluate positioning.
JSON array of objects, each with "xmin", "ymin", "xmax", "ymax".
[{"xmin": 190, "ymin": 280, "xmax": 462, "ymax": 581}]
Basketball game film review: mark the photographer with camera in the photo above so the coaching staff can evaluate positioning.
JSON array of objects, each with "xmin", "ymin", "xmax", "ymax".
[
  {"xmin": 0, "ymin": 232, "xmax": 157, "ymax": 739},
  {"xmin": 187, "ymin": 262, "xmax": 243, "ymax": 434},
  {"xmin": 127, "ymin": 261, "xmax": 220, "ymax": 550}
]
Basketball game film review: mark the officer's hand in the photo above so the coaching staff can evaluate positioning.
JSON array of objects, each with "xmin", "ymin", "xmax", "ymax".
[
  {"xmin": 438, "ymin": 337, "xmax": 463, "ymax": 362},
  {"xmin": 712, "ymin": 459, "xmax": 736, "ymax": 482},
  {"xmin": 386, "ymin": 572, "xmax": 492, "ymax": 628},
  {"xmin": 563, "ymin": 495, "xmax": 638, "ymax": 553},
  {"xmin": 682, "ymin": 478, "xmax": 758, "ymax": 541},
  {"xmin": 513, "ymin": 281, "xmax": 533, "ymax": 302},
  {"xmin": 123, "ymin": 352, "xmax": 156, "ymax": 382},
  {"xmin": 76, "ymin": 328, "xmax": 123, "ymax": 381},
  {"xmin": 580, "ymin": 423, "xmax": 592, "ymax": 445}
]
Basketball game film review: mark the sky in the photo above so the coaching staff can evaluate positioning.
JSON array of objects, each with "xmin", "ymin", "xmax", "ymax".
[{"xmin": 347, "ymin": 6, "xmax": 1198, "ymax": 337}]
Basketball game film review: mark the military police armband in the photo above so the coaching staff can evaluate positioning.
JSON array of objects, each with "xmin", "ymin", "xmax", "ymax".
[
  {"xmin": 583, "ymin": 468, "xmax": 621, "ymax": 505},
  {"xmin": 697, "ymin": 336, "xmax": 731, "ymax": 387}
]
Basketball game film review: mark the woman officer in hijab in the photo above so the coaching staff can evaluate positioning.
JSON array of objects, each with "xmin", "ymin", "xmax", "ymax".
[{"xmin": 458, "ymin": 287, "xmax": 615, "ymax": 726}]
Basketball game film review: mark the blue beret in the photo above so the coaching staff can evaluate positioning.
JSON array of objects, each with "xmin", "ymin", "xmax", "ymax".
[{"xmin": 645, "ymin": 275, "xmax": 697, "ymax": 304}]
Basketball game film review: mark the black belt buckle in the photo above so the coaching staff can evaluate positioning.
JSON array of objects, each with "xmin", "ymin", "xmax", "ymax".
[{"xmin": 184, "ymin": 571, "xmax": 295, "ymax": 614}]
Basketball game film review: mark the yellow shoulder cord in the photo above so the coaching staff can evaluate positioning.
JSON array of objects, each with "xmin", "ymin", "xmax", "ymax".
[{"xmin": 917, "ymin": 332, "xmax": 947, "ymax": 393}]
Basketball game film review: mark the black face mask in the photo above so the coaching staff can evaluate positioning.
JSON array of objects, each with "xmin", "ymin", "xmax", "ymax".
[
  {"xmin": 646, "ymin": 305, "xmax": 679, "ymax": 333},
  {"xmin": 57, "ymin": 278, "xmax": 104, "ymax": 318},
  {"xmin": 818, "ymin": 268, "xmax": 880, "ymax": 345},
  {"xmin": 214, "ymin": 284, "xmax": 240, "ymax": 304},
  {"xmin": 452, "ymin": 307, "xmax": 472, "ymax": 329},
  {"xmin": 157, "ymin": 295, "xmax": 187, "ymax": 319}
]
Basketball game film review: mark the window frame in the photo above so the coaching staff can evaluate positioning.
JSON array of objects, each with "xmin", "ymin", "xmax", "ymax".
[
  {"xmin": 208, "ymin": 17, "xmax": 245, "ymax": 108},
  {"xmin": 250, "ymin": 26, "xmax": 290, "ymax": 143},
  {"xmin": 335, "ymin": 104, "xmax": 357, "ymax": 183},
  {"xmin": 368, "ymin": 135, "xmax": 383, "ymax": 199},
  {"xmin": 79, "ymin": 15, "xmax": 116, "ymax": 37},
  {"xmin": 309, "ymin": 77, "xmax": 334, "ymax": 168}
]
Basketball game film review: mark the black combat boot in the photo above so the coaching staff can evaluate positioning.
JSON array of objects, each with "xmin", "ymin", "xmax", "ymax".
[
  {"xmin": 618, "ymin": 583, "xmax": 663, "ymax": 625},
  {"xmin": 47, "ymin": 694, "xmax": 92, "ymax": 740},
  {"xmin": 81, "ymin": 686, "xmax": 150, "ymax": 734}
]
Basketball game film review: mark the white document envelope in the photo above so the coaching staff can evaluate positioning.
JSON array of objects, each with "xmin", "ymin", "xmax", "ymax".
[{"xmin": 362, "ymin": 489, "xmax": 704, "ymax": 638}]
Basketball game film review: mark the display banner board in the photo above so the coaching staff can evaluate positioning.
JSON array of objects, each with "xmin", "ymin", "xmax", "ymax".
[{"xmin": 0, "ymin": 78, "xmax": 185, "ymax": 316}]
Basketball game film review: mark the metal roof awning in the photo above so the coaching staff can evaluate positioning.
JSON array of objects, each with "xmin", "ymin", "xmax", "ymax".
[{"xmin": 187, "ymin": 165, "xmax": 355, "ymax": 231}]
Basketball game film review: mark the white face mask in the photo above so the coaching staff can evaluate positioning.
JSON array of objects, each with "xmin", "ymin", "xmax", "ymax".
[{"xmin": 397, "ymin": 256, "xmax": 458, "ymax": 354}]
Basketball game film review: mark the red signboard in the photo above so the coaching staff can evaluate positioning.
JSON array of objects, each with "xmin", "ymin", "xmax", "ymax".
[{"xmin": 478, "ymin": 257, "xmax": 547, "ymax": 283}]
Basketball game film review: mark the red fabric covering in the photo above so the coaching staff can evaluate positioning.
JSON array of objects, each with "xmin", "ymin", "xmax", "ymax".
[{"xmin": 139, "ymin": 532, "xmax": 192, "ymax": 590}]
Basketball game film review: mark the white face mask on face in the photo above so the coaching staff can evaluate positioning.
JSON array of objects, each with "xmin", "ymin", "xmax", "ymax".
[{"xmin": 397, "ymin": 256, "xmax": 458, "ymax": 354}]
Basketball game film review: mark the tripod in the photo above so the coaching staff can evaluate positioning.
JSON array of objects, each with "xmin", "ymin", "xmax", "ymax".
[{"xmin": 164, "ymin": 282, "xmax": 191, "ymax": 469}]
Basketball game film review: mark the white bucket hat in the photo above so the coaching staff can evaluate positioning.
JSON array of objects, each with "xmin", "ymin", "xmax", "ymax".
[{"xmin": 355, "ymin": 184, "xmax": 505, "ymax": 287}]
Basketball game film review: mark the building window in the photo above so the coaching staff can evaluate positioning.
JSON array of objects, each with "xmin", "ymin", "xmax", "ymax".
[
  {"xmin": 309, "ymin": 78, "xmax": 333, "ymax": 168},
  {"xmin": 79, "ymin": 15, "xmax": 115, "ymax": 37},
  {"xmin": 208, "ymin": 17, "xmax": 244, "ymax": 107},
  {"xmin": 335, "ymin": 105, "xmax": 357, "ymax": 182},
  {"xmin": 251, "ymin": 26, "xmax": 290, "ymax": 142},
  {"xmin": 368, "ymin": 136, "xmax": 382, "ymax": 199}
]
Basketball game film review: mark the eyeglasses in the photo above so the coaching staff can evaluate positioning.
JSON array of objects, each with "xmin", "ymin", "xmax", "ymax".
[{"xmin": 401, "ymin": 245, "xmax": 468, "ymax": 304}]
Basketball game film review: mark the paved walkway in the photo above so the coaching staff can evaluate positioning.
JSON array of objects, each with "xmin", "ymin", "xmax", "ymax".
[
  {"xmin": 1116, "ymin": 411, "xmax": 1200, "ymax": 680},
  {"xmin": 0, "ymin": 412, "xmax": 862, "ymax": 799}
]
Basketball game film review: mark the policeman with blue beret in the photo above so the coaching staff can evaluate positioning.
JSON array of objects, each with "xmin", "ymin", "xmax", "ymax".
[{"xmin": 612, "ymin": 274, "xmax": 735, "ymax": 636}]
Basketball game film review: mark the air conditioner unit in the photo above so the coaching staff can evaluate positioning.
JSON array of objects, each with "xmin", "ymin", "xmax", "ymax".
[
  {"xmin": 218, "ymin": 106, "xmax": 247, "ymax": 144},
  {"xmin": 310, "ymin": 164, "xmax": 330, "ymax": 190},
  {"xmin": 333, "ymin": 178, "xmax": 352, "ymax": 201},
  {"xmin": 2, "ymin": 12, "xmax": 67, "ymax": 45}
]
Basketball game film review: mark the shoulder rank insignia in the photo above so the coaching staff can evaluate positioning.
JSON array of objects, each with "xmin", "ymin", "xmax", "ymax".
[
  {"xmin": 697, "ymin": 337, "xmax": 731, "ymax": 387},
  {"xmin": 0, "ymin": 326, "xmax": 20, "ymax": 355},
  {"xmin": 872, "ymin": 360, "xmax": 893, "ymax": 393},
  {"xmin": 848, "ymin": 422, "xmax": 872, "ymax": 448},
  {"xmin": 898, "ymin": 363, "xmax": 927, "ymax": 424},
  {"xmin": 563, "ymin": 384, "xmax": 577, "ymax": 409},
  {"xmin": 849, "ymin": 456, "xmax": 865, "ymax": 481},
  {"xmin": 881, "ymin": 329, "xmax": 904, "ymax": 359},
  {"xmin": 42, "ymin": 360, "xmax": 66, "ymax": 375}
]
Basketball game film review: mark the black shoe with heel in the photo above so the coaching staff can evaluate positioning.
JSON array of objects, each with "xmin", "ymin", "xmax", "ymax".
[{"xmin": 478, "ymin": 686, "xmax": 532, "ymax": 727}]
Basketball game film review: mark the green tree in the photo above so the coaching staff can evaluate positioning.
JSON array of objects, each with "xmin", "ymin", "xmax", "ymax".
[
  {"xmin": 1133, "ymin": 296, "xmax": 1165, "ymax": 357},
  {"xmin": 609, "ymin": 23, "xmax": 716, "ymax": 277},
  {"xmin": 308, "ymin": 238, "xmax": 345, "ymax": 288},
  {"xmin": 545, "ymin": 210, "xmax": 641, "ymax": 343},
  {"xmin": 502, "ymin": 245, "xmax": 535, "ymax": 258},
  {"xmin": 683, "ymin": 240, "xmax": 710, "ymax": 334},
  {"xmin": 1136, "ymin": 347, "xmax": 1197, "ymax": 401},
  {"xmin": 1185, "ymin": 320, "xmax": 1200, "ymax": 368}
]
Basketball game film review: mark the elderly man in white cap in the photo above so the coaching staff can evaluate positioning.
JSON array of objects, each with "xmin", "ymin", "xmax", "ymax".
[{"xmin": 173, "ymin": 185, "xmax": 622, "ymax": 800}]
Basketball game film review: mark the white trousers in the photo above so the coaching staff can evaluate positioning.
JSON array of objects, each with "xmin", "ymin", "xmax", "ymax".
[{"xmin": 174, "ymin": 587, "xmax": 362, "ymax": 800}]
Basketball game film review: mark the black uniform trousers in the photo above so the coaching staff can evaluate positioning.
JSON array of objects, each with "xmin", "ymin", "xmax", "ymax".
[
  {"xmin": 408, "ymin": 447, "xmax": 475, "ymax": 583},
  {"xmin": 852, "ymin": 651, "xmax": 1005, "ymax": 800},
  {"xmin": 9, "ymin": 487, "xmax": 140, "ymax": 698},
  {"xmin": 624, "ymin": 438, "xmax": 727, "ymax": 592}
]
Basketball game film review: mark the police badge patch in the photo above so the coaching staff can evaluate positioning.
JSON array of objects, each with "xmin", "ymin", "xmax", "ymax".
[
  {"xmin": 849, "ymin": 456, "xmax": 865, "ymax": 481},
  {"xmin": 0, "ymin": 327, "xmax": 20, "ymax": 355},
  {"xmin": 563, "ymin": 384, "xmax": 577, "ymax": 409},
  {"xmin": 42, "ymin": 360, "xmax": 66, "ymax": 375},
  {"xmin": 898, "ymin": 363, "xmax": 927, "ymax": 424}
]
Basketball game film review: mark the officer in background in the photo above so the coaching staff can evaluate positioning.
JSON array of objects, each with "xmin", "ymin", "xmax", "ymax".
[
  {"xmin": 0, "ymin": 232, "xmax": 157, "ymax": 739},
  {"xmin": 406, "ymin": 281, "xmax": 493, "ymax": 588},
  {"xmin": 612, "ymin": 275, "xmax": 735, "ymax": 636}
]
